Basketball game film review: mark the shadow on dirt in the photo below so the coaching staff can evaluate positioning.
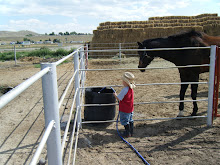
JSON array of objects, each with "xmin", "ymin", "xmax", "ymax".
[
  {"xmin": 75, "ymin": 115, "xmax": 217, "ymax": 151},
  {"xmin": 164, "ymin": 90, "xmax": 209, "ymax": 99}
]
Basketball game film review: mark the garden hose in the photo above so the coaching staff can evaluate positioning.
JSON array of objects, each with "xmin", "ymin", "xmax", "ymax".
[
  {"xmin": 116, "ymin": 113, "xmax": 150, "ymax": 165},
  {"xmin": 98, "ymin": 86, "xmax": 150, "ymax": 164},
  {"xmin": 112, "ymin": 85, "xmax": 150, "ymax": 165}
]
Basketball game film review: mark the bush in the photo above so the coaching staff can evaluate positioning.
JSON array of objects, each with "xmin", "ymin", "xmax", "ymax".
[
  {"xmin": 52, "ymin": 48, "xmax": 68, "ymax": 57},
  {"xmin": 0, "ymin": 47, "xmax": 76, "ymax": 61},
  {"xmin": 0, "ymin": 52, "xmax": 14, "ymax": 61},
  {"xmin": 68, "ymin": 48, "xmax": 75, "ymax": 54},
  {"xmin": 0, "ymin": 51, "xmax": 29, "ymax": 61},
  {"xmin": 28, "ymin": 47, "xmax": 52, "ymax": 57}
]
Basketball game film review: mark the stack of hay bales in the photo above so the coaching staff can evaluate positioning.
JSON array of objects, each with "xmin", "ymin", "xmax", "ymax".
[{"xmin": 91, "ymin": 13, "xmax": 220, "ymax": 57}]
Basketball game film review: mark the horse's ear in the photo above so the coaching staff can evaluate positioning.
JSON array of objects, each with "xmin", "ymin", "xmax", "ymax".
[{"xmin": 137, "ymin": 42, "xmax": 143, "ymax": 47}]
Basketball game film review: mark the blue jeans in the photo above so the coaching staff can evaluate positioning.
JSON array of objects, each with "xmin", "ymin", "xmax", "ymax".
[{"xmin": 119, "ymin": 111, "xmax": 133, "ymax": 125}]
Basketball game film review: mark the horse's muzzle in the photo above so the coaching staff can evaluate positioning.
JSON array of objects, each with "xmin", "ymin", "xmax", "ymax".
[{"xmin": 138, "ymin": 66, "xmax": 146, "ymax": 72}]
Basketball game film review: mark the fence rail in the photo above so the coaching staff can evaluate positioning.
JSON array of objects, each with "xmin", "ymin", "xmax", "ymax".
[
  {"xmin": 80, "ymin": 64, "xmax": 210, "ymax": 72},
  {"xmin": 0, "ymin": 67, "xmax": 50, "ymax": 109},
  {"xmin": 81, "ymin": 99, "xmax": 208, "ymax": 107},
  {"xmin": 82, "ymin": 115, "xmax": 207, "ymax": 124},
  {"xmin": 86, "ymin": 46, "xmax": 210, "ymax": 53},
  {"xmin": 30, "ymin": 120, "xmax": 55, "ymax": 165},
  {"xmin": 81, "ymin": 82, "xmax": 208, "ymax": 90}
]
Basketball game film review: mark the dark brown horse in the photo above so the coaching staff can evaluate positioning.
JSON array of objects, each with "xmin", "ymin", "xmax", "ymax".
[{"xmin": 137, "ymin": 30, "xmax": 220, "ymax": 116}]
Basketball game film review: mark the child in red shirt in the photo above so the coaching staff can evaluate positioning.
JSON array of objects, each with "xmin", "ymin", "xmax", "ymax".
[{"xmin": 114, "ymin": 72, "xmax": 135, "ymax": 137}]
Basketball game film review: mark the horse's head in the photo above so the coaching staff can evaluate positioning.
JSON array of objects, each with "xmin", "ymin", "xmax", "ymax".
[{"xmin": 137, "ymin": 42, "xmax": 154, "ymax": 72}]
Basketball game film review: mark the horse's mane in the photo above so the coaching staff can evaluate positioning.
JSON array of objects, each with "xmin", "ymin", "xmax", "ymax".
[
  {"xmin": 201, "ymin": 33, "xmax": 220, "ymax": 46},
  {"xmin": 167, "ymin": 30, "xmax": 202, "ymax": 39},
  {"xmin": 169, "ymin": 30, "xmax": 220, "ymax": 46},
  {"xmin": 142, "ymin": 30, "xmax": 202, "ymax": 43},
  {"xmin": 141, "ymin": 30, "xmax": 220, "ymax": 47}
]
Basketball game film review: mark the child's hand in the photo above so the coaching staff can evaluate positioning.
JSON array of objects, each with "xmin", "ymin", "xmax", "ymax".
[{"xmin": 113, "ymin": 92, "xmax": 120, "ymax": 102}]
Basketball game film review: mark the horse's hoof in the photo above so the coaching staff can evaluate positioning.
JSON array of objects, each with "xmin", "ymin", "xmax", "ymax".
[
  {"xmin": 177, "ymin": 111, "xmax": 184, "ymax": 117},
  {"xmin": 191, "ymin": 113, "xmax": 197, "ymax": 116}
]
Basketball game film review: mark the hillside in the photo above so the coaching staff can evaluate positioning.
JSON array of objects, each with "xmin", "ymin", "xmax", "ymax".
[
  {"xmin": 0, "ymin": 30, "xmax": 93, "ymax": 44},
  {"xmin": 0, "ymin": 30, "xmax": 41, "ymax": 37}
]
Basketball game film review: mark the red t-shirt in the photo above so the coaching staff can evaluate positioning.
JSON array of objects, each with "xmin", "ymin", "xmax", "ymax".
[{"xmin": 119, "ymin": 88, "xmax": 134, "ymax": 113}]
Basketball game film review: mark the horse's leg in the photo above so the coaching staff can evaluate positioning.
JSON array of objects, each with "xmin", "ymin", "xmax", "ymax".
[
  {"xmin": 178, "ymin": 83, "xmax": 189, "ymax": 117},
  {"xmin": 191, "ymin": 84, "xmax": 198, "ymax": 116}
]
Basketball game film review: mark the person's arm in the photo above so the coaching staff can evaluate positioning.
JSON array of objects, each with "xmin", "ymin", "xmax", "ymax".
[
  {"xmin": 113, "ymin": 92, "xmax": 120, "ymax": 102},
  {"xmin": 113, "ymin": 87, "xmax": 129, "ymax": 102}
]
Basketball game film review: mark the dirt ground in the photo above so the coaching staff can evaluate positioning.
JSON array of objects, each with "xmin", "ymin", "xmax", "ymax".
[{"xmin": 0, "ymin": 57, "xmax": 220, "ymax": 165}]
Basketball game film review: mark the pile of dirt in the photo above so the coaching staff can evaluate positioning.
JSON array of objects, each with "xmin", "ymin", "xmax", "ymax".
[
  {"xmin": 20, "ymin": 57, "xmax": 42, "ymax": 63},
  {"xmin": 19, "ymin": 56, "xmax": 61, "ymax": 64}
]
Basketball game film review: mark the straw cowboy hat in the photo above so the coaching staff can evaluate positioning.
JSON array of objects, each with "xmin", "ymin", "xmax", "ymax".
[{"xmin": 122, "ymin": 72, "xmax": 136, "ymax": 89}]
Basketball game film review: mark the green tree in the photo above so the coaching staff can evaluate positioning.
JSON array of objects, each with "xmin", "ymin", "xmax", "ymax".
[
  {"xmin": 49, "ymin": 32, "xmax": 55, "ymax": 35},
  {"xmin": 23, "ymin": 38, "xmax": 30, "ymax": 41},
  {"xmin": 70, "ymin": 31, "xmax": 77, "ymax": 35},
  {"xmin": 26, "ymin": 34, "xmax": 33, "ymax": 37},
  {"xmin": 64, "ymin": 31, "xmax": 70, "ymax": 35},
  {"xmin": 53, "ymin": 39, "xmax": 60, "ymax": 43}
]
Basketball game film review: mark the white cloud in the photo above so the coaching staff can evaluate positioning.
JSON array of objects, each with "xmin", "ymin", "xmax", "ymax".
[
  {"xmin": 191, "ymin": 0, "xmax": 209, "ymax": 2},
  {"xmin": 1, "ymin": 5, "xmax": 11, "ymax": 14},
  {"xmin": 0, "ymin": 18, "xmax": 95, "ymax": 34},
  {"xmin": 0, "ymin": 0, "xmax": 219, "ymax": 33},
  {"xmin": 0, "ymin": 0, "xmax": 190, "ymax": 18},
  {"xmin": 1, "ymin": 19, "xmax": 46, "ymax": 33}
]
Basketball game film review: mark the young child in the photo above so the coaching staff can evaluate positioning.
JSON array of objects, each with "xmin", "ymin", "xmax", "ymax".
[{"xmin": 113, "ymin": 72, "xmax": 135, "ymax": 137}]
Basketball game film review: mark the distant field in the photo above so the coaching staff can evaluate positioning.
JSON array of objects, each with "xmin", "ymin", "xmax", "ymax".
[
  {"xmin": 0, "ymin": 43, "xmax": 82, "ymax": 50},
  {"xmin": 0, "ymin": 33, "xmax": 93, "ymax": 51},
  {"xmin": 0, "ymin": 35, "xmax": 93, "ymax": 44}
]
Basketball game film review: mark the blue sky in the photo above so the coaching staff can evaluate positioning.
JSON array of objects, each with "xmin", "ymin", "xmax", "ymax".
[{"xmin": 0, "ymin": 0, "xmax": 219, "ymax": 34}]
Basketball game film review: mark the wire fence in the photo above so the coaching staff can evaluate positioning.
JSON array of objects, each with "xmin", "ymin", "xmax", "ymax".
[{"xmin": 80, "ymin": 45, "xmax": 215, "ymax": 128}]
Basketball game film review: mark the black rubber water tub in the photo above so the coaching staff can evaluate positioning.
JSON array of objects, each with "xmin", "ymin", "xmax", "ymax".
[{"xmin": 84, "ymin": 88, "xmax": 116, "ymax": 121}]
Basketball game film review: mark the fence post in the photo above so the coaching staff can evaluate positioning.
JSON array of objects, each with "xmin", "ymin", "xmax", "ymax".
[
  {"xmin": 41, "ymin": 63, "xmax": 62, "ymax": 165},
  {"xmin": 85, "ymin": 43, "xmax": 89, "ymax": 69},
  {"xmin": 14, "ymin": 45, "xmax": 17, "ymax": 65},
  {"xmin": 74, "ymin": 52, "xmax": 82, "ymax": 128},
  {"xmin": 213, "ymin": 46, "xmax": 220, "ymax": 117},
  {"xmin": 207, "ymin": 45, "xmax": 216, "ymax": 127},
  {"xmin": 119, "ymin": 43, "xmax": 122, "ymax": 61},
  {"xmin": 80, "ymin": 47, "xmax": 85, "ymax": 88}
]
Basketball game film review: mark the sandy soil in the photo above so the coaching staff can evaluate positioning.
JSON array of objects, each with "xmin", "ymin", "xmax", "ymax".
[{"xmin": 0, "ymin": 57, "xmax": 220, "ymax": 165}]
